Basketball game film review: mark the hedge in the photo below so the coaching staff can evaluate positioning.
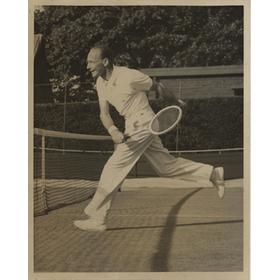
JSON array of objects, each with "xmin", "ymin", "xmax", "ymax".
[{"xmin": 34, "ymin": 97, "xmax": 243, "ymax": 151}]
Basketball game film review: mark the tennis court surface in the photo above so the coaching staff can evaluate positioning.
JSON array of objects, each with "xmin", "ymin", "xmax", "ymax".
[{"xmin": 34, "ymin": 179, "xmax": 243, "ymax": 272}]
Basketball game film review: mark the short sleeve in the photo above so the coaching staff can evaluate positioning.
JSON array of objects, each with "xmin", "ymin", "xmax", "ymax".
[
  {"xmin": 129, "ymin": 69, "xmax": 153, "ymax": 92},
  {"xmin": 96, "ymin": 77, "xmax": 106, "ymax": 101}
]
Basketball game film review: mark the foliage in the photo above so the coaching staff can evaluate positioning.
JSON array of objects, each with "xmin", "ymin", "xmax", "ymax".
[{"xmin": 34, "ymin": 6, "xmax": 243, "ymax": 100}]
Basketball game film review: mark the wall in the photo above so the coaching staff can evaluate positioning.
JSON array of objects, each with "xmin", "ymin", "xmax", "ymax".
[{"xmin": 142, "ymin": 65, "xmax": 243, "ymax": 99}]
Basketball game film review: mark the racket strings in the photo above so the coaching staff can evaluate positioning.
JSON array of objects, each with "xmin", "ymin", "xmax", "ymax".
[{"xmin": 150, "ymin": 107, "xmax": 181, "ymax": 134}]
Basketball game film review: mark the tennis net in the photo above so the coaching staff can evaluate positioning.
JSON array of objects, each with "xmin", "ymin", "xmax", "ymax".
[
  {"xmin": 33, "ymin": 128, "xmax": 243, "ymax": 216},
  {"xmin": 33, "ymin": 128, "xmax": 116, "ymax": 215}
]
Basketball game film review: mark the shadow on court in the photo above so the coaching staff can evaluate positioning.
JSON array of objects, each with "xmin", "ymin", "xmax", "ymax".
[{"xmin": 151, "ymin": 188, "xmax": 202, "ymax": 271}]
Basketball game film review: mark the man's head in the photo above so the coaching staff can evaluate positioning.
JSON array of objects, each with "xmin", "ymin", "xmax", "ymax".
[{"xmin": 87, "ymin": 45, "xmax": 114, "ymax": 79}]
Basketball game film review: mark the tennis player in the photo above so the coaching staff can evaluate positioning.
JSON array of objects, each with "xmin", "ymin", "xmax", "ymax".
[{"xmin": 74, "ymin": 45, "xmax": 225, "ymax": 231}]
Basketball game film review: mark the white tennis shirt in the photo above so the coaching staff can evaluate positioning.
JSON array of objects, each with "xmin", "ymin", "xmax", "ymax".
[{"xmin": 96, "ymin": 66, "xmax": 153, "ymax": 119}]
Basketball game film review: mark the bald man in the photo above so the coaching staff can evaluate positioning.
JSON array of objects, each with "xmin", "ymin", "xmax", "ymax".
[{"xmin": 74, "ymin": 45, "xmax": 225, "ymax": 231}]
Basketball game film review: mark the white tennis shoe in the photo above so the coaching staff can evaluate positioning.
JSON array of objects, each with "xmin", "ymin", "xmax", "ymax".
[
  {"xmin": 73, "ymin": 218, "xmax": 107, "ymax": 231},
  {"xmin": 211, "ymin": 167, "xmax": 225, "ymax": 199}
]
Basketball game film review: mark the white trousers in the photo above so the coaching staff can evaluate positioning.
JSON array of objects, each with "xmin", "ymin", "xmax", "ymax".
[{"xmin": 84, "ymin": 109, "xmax": 213, "ymax": 222}]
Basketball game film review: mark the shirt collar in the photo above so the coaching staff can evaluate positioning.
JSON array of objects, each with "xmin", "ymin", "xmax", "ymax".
[{"xmin": 101, "ymin": 65, "xmax": 118, "ymax": 86}]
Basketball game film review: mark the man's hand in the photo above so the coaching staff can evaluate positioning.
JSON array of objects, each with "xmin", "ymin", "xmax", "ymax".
[
  {"xmin": 177, "ymin": 99, "xmax": 187, "ymax": 108},
  {"xmin": 111, "ymin": 130, "xmax": 125, "ymax": 144},
  {"xmin": 109, "ymin": 128, "xmax": 125, "ymax": 144}
]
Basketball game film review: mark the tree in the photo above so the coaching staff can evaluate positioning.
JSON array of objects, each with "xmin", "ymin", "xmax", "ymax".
[{"xmin": 34, "ymin": 6, "xmax": 243, "ymax": 101}]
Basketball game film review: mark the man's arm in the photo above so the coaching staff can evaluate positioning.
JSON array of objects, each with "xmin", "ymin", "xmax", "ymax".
[
  {"xmin": 150, "ymin": 79, "xmax": 185, "ymax": 106},
  {"xmin": 99, "ymin": 99, "xmax": 125, "ymax": 144}
]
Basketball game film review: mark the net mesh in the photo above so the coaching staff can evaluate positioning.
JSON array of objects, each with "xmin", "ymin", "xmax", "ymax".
[
  {"xmin": 33, "ymin": 130, "xmax": 115, "ymax": 215},
  {"xmin": 150, "ymin": 106, "xmax": 181, "ymax": 133}
]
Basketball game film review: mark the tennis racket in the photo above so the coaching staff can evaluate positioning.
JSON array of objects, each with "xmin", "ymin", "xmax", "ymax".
[{"xmin": 148, "ymin": 99, "xmax": 186, "ymax": 135}]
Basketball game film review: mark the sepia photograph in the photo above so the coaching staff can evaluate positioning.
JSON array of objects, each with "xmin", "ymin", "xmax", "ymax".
[{"xmin": 30, "ymin": 1, "xmax": 249, "ymax": 279}]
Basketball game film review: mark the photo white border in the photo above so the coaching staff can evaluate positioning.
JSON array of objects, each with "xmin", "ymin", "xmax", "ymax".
[{"xmin": 27, "ymin": 1, "xmax": 251, "ymax": 279}]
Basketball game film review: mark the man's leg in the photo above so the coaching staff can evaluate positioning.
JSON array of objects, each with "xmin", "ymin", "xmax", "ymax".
[
  {"xmin": 143, "ymin": 136, "xmax": 225, "ymax": 196},
  {"xmin": 74, "ymin": 133, "xmax": 154, "ymax": 231}
]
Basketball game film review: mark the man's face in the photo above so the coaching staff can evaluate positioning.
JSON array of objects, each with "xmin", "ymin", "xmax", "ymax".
[{"xmin": 86, "ymin": 48, "xmax": 106, "ymax": 78}]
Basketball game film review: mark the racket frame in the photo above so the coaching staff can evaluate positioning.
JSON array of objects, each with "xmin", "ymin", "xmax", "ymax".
[{"xmin": 148, "ymin": 105, "xmax": 183, "ymax": 135}]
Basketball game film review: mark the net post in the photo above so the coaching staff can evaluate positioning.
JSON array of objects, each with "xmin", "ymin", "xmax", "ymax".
[
  {"xmin": 41, "ymin": 135, "xmax": 48, "ymax": 210},
  {"xmin": 42, "ymin": 135, "xmax": 46, "ymax": 182}
]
